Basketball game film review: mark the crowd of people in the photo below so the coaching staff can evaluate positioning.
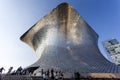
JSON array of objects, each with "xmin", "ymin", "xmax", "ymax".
[
  {"xmin": 0, "ymin": 67, "xmax": 80, "ymax": 80},
  {"xmin": 0, "ymin": 67, "xmax": 116, "ymax": 80},
  {"xmin": 0, "ymin": 66, "xmax": 29, "ymax": 75},
  {"xmin": 0, "ymin": 67, "xmax": 64, "ymax": 80},
  {"xmin": 35, "ymin": 68, "xmax": 64, "ymax": 80}
]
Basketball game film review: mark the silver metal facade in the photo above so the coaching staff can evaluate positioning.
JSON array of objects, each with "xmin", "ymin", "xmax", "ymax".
[{"xmin": 20, "ymin": 3, "xmax": 120, "ymax": 73}]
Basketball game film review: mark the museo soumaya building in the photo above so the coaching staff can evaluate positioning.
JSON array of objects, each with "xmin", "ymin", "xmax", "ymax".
[{"xmin": 20, "ymin": 3, "xmax": 120, "ymax": 73}]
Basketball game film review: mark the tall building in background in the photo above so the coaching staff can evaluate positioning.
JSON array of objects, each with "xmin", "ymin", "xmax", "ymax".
[{"xmin": 102, "ymin": 39, "xmax": 120, "ymax": 65}]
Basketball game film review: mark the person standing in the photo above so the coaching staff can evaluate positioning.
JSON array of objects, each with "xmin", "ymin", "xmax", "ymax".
[
  {"xmin": 7, "ymin": 67, "xmax": 13, "ymax": 74},
  {"xmin": 0, "ymin": 67, "xmax": 5, "ymax": 74},
  {"xmin": 0, "ymin": 67, "xmax": 5, "ymax": 80},
  {"xmin": 16, "ymin": 66, "xmax": 22, "ymax": 75},
  {"xmin": 50, "ymin": 68, "xmax": 54, "ymax": 80}
]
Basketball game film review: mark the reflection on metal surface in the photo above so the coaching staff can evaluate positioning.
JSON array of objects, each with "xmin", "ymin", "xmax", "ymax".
[{"xmin": 20, "ymin": 3, "xmax": 120, "ymax": 73}]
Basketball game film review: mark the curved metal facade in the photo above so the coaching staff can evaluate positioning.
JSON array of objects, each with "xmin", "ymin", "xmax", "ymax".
[{"xmin": 20, "ymin": 3, "xmax": 120, "ymax": 73}]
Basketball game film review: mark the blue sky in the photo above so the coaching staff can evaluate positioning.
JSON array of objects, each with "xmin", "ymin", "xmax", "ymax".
[{"xmin": 0, "ymin": 0, "xmax": 120, "ymax": 73}]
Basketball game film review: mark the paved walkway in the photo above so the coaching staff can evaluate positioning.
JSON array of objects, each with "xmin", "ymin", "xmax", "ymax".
[{"xmin": 1, "ymin": 74, "xmax": 120, "ymax": 80}]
